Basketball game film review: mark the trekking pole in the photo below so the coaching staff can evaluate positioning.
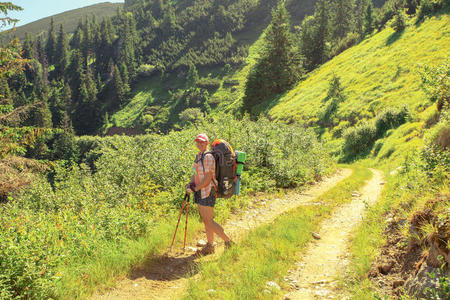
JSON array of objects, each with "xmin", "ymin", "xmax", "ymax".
[
  {"xmin": 169, "ymin": 193, "xmax": 189, "ymax": 251},
  {"xmin": 183, "ymin": 194, "xmax": 190, "ymax": 251}
]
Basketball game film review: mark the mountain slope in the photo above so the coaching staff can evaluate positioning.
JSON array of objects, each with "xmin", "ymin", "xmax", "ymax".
[
  {"xmin": 0, "ymin": 2, "xmax": 122, "ymax": 40},
  {"xmin": 268, "ymin": 13, "xmax": 449, "ymax": 124}
]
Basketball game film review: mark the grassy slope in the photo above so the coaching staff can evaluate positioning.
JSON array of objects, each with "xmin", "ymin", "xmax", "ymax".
[
  {"xmin": 269, "ymin": 13, "xmax": 450, "ymax": 124},
  {"xmin": 0, "ymin": 2, "xmax": 122, "ymax": 40}
]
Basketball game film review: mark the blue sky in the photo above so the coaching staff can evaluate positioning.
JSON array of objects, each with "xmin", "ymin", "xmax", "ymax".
[{"xmin": 4, "ymin": 1, "xmax": 124, "ymax": 30}]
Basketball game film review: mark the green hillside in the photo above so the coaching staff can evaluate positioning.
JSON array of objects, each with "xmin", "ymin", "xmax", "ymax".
[
  {"xmin": 0, "ymin": 2, "xmax": 122, "ymax": 41},
  {"xmin": 268, "ymin": 13, "xmax": 449, "ymax": 124}
]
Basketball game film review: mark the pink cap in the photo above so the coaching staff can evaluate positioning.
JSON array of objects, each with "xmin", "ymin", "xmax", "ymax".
[{"xmin": 195, "ymin": 133, "xmax": 209, "ymax": 143}]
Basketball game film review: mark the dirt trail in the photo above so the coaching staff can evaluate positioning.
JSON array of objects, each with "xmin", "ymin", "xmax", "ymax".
[
  {"xmin": 90, "ymin": 169, "xmax": 352, "ymax": 300},
  {"xmin": 284, "ymin": 168, "xmax": 385, "ymax": 300}
]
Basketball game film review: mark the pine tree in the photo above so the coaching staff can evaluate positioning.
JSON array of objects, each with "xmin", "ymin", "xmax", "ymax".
[
  {"xmin": 96, "ymin": 19, "xmax": 113, "ymax": 79},
  {"xmin": 363, "ymin": 1, "xmax": 374, "ymax": 36},
  {"xmin": 243, "ymin": 1, "xmax": 301, "ymax": 114},
  {"xmin": 45, "ymin": 17, "xmax": 57, "ymax": 65},
  {"xmin": 119, "ymin": 62, "xmax": 131, "ymax": 96},
  {"xmin": 331, "ymin": 0, "xmax": 355, "ymax": 40},
  {"xmin": 55, "ymin": 24, "xmax": 69, "ymax": 79},
  {"xmin": 22, "ymin": 33, "xmax": 35, "ymax": 59},
  {"xmin": 118, "ymin": 13, "xmax": 138, "ymax": 81},
  {"xmin": 70, "ymin": 20, "xmax": 84, "ymax": 50},
  {"xmin": 353, "ymin": 0, "xmax": 365, "ymax": 37},
  {"xmin": 34, "ymin": 98, "xmax": 53, "ymax": 128},
  {"xmin": 313, "ymin": 0, "xmax": 330, "ymax": 67},
  {"xmin": 62, "ymin": 80, "xmax": 72, "ymax": 108},
  {"xmin": 0, "ymin": 78, "xmax": 11, "ymax": 103},
  {"xmin": 112, "ymin": 64, "xmax": 126, "ymax": 107},
  {"xmin": 82, "ymin": 17, "xmax": 93, "ymax": 63},
  {"xmin": 72, "ymin": 66, "xmax": 100, "ymax": 134},
  {"xmin": 262, "ymin": 1, "xmax": 301, "ymax": 94},
  {"xmin": 186, "ymin": 63, "xmax": 199, "ymax": 88},
  {"xmin": 49, "ymin": 84, "xmax": 66, "ymax": 128},
  {"xmin": 67, "ymin": 50, "xmax": 85, "ymax": 105}
]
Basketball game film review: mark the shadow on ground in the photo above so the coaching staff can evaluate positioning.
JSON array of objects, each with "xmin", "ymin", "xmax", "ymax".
[{"xmin": 129, "ymin": 253, "xmax": 200, "ymax": 281}]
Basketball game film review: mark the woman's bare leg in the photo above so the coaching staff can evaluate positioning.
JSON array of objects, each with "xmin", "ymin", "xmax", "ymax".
[{"xmin": 197, "ymin": 204, "xmax": 231, "ymax": 244}]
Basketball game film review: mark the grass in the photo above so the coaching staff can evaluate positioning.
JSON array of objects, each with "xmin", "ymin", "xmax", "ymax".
[
  {"xmin": 269, "ymin": 13, "xmax": 450, "ymax": 124},
  {"xmin": 343, "ymin": 126, "xmax": 450, "ymax": 299},
  {"xmin": 183, "ymin": 165, "xmax": 372, "ymax": 299},
  {"xmin": 53, "ymin": 192, "xmax": 252, "ymax": 299}
]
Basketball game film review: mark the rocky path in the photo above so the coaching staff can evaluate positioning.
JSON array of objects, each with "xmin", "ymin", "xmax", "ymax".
[
  {"xmin": 90, "ymin": 169, "xmax": 353, "ymax": 300},
  {"xmin": 283, "ymin": 169, "xmax": 385, "ymax": 300}
]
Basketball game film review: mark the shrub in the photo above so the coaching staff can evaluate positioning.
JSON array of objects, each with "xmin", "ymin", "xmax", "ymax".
[
  {"xmin": 391, "ymin": 12, "xmax": 406, "ymax": 32},
  {"xmin": 343, "ymin": 121, "xmax": 377, "ymax": 158},
  {"xmin": 136, "ymin": 64, "xmax": 156, "ymax": 78},
  {"xmin": 196, "ymin": 78, "xmax": 221, "ymax": 91},
  {"xmin": 179, "ymin": 108, "xmax": 204, "ymax": 125},
  {"xmin": 0, "ymin": 115, "xmax": 333, "ymax": 298},
  {"xmin": 330, "ymin": 32, "xmax": 361, "ymax": 58},
  {"xmin": 375, "ymin": 106, "xmax": 409, "ymax": 138},
  {"xmin": 416, "ymin": 0, "xmax": 447, "ymax": 23}
]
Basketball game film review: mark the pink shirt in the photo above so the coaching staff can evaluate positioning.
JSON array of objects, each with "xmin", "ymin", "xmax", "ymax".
[{"xmin": 193, "ymin": 152, "xmax": 217, "ymax": 199}]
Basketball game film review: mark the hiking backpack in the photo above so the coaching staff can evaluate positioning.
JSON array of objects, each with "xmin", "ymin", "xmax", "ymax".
[{"xmin": 199, "ymin": 139, "xmax": 246, "ymax": 198}]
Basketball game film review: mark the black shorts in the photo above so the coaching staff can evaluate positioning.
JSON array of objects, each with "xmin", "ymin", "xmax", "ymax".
[{"xmin": 194, "ymin": 188, "xmax": 216, "ymax": 207}]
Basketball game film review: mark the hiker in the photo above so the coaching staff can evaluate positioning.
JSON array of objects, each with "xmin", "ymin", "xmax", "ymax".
[{"xmin": 186, "ymin": 133, "xmax": 234, "ymax": 255}]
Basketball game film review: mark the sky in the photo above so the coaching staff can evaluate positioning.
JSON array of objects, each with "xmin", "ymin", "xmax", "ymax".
[{"xmin": 3, "ymin": 1, "xmax": 124, "ymax": 30}]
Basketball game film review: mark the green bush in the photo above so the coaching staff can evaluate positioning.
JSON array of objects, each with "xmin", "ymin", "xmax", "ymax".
[
  {"xmin": 330, "ymin": 32, "xmax": 361, "ymax": 58},
  {"xmin": 179, "ymin": 108, "xmax": 204, "ymax": 125},
  {"xmin": 391, "ymin": 12, "xmax": 406, "ymax": 32},
  {"xmin": 375, "ymin": 106, "xmax": 409, "ymax": 138},
  {"xmin": 196, "ymin": 78, "xmax": 221, "ymax": 91},
  {"xmin": 343, "ymin": 121, "xmax": 377, "ymax": 158},
  {"xmin": 416, "ymin": 0, "xmax": 447, "ymax": 23},
  {"xmin": 0, "ymin": 115, "xmax": 332, "ymax": 298}
]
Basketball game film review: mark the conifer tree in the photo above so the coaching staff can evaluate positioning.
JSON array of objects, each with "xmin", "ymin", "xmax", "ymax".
[
  {"xmin": 96, "ymin": 19, "xmax": 113, "ymax": 79},
  {"xmin": 186, "ymin": 63, "xmax": 199, "ymax": 88},
  {"xmin": 112, "ymin": 64, "xmax": 126, "ymax": 107},
  {"xmin": 82, "ymin": 17, "xmax": 93, "ymax": 62},
  {"xmin": 56, "ymin": 24, "xmax": 69, "ymax": 79},
  {"xmin": 243, "ymin": 1, "xmax": 301, "ymax": 114},
  {"xmin": 70, "ymin": 20, "xmax": 84, "ymax": 50},
  {"xmin": 363, "ymin": 1, "xmax": 374, "ymax": 36},
  {"xmin": 22, "ymin": 33, "xmax": 35, "ymax": 59},
  {"xmin": 313, "ymin": 0, "xmax": 330, "ymax": 66},
  {"xmin": 45, "ymin": 17, "xmax": 56, "ymax": 65},
  {"xmin": 331, "ymin": 0, "xmax": 355, "ymax": 40},
  {"xmin": 34, "ymin": 98, "xmax": 53, "ymax": 128},
  {"xmin": 49, "ymin": 84, "xmax": 66, "ymax": 128}
]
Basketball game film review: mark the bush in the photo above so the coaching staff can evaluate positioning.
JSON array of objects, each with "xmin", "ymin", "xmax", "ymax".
[
  {"xmin": 179, "ymin": 108, "xmax": 204, "ymax": 125},
  {"xmin": 136, "ymin": 64, "xmax": 156, "ymax": 78},
  {"xmin": 343, "ymin": 121, "xmax": 377, "ymax": 158},
  {"xmin": 391, "ymin": 12, "xmax": 406, "ymax": 32},
  {"xmin": 196, "ymin": 78, "xmax": 221, "ymax": 91},
  {"xmin": 416, "ymin": 0, "xmax": 447, "ymax": 23},
  {"xmin": 0, "ymin": 115, "xmax": 333, "ymax": 298},
  {"xmin": 330, "ymin": 32, "xmax": 361, "ymax": 58},
  {"xmin": 375, "ymin": 106, "xmax": 409, "ymax": 138},
  {"xmin": 376, "ymin": 0, "xmax": 402, "ymax": 30}
]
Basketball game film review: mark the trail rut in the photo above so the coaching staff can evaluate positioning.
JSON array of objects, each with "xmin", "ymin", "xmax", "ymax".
[
  {"xmin": 90, "ymin": 169, "xmax": 352, "ymax": 300},
  {"xmin": 284, "ymin": 168, "xmax": 385, "ymax": 300}
]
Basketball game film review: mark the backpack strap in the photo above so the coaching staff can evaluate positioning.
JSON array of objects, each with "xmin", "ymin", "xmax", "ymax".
[{"xmin": 199, "ymin": 151, "xmax": 218, "ymax": 191}]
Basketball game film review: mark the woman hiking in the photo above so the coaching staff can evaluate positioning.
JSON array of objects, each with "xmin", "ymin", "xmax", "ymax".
[{"xmin": 186, "ymin": 133, "xmax": 234, "ymax": 256}]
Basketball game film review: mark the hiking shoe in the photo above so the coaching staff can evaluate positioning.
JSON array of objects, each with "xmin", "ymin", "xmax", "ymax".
[
  {"xmin": 195, "ymin": 243, "xmax": 215, "ymax": 257},
  {"xmin": 224, "ymin": 240, "xmax": 235, "ymax": 250}
]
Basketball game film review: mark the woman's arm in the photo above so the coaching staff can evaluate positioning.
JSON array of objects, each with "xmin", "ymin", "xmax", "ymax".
[{"xmin": 194, "ymin": 172, "xmax": 213, "ymax": 191}]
